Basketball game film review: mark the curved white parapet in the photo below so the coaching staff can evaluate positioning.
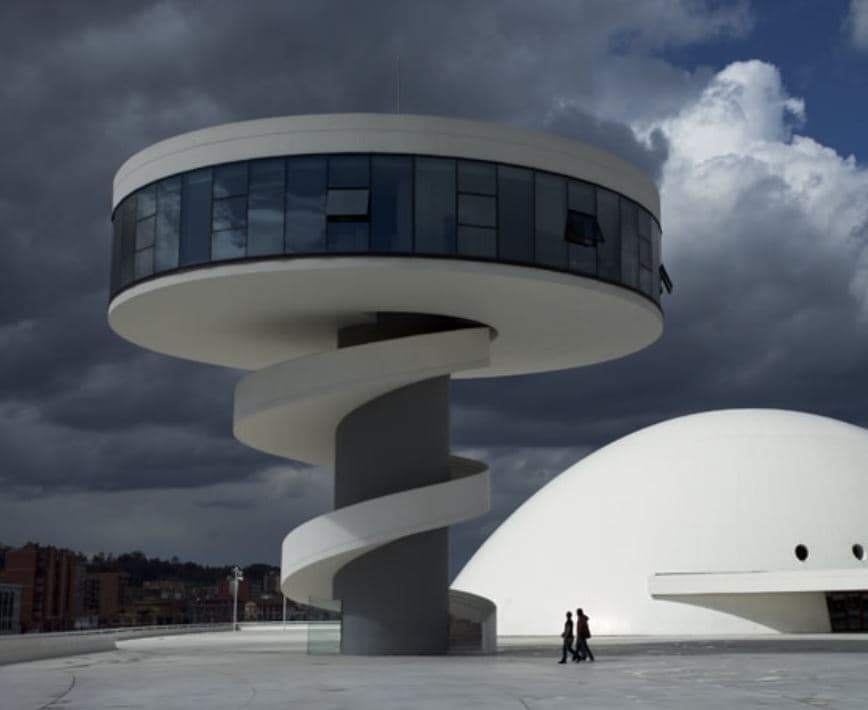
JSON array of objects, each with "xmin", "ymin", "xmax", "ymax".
[
  {"xmin": 447, "ymin": 589, "xmax": 498, "ymax": 654},
  {"xmin": 650, "ymin": 569, "xmax": 868, "ymax": 595},
  {"xmin": 281, "ymin": 457, "xmax": 489, "ymax": 605},
  {"xmin": 235, "ymin": 325, "xmax": 498, "ymax": 650},
  {"xmin": 109, "ymin": 257, "xmax": 661, "ymax": 378},
  {"xmin": 235, "ymin": 327, "xmax": 491, "ymax": 465}
]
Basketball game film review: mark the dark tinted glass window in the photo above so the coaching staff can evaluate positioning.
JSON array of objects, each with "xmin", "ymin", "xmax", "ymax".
[
  {"xmin": 566, "ymin": 181, "xmax": 597, "ymax": 274},
  {"xmin": 596, "ymin": 188, "xmax": 620, "ymax": 281},
  {"xmin": 565, "ymin": 211, "xmax": 597, "ymax": 275},
  {"xmin": 213, "ymin": 163, "xmax": 248, "ymax": 198},
  {"xmin": 637, "ymin": 209, "xmax": 651, "ymax": 240},
  {"xmin": 120, "ymin": 197, "xmax": 136, "ymax": 287},
  {"xmin": 135, "ymin": 215, "xmax": 156, "ymax": 250},
  {"xmin": 134, "ymin": 247, "xmax": 154, "ymax": 280},
  {"xmin": 329, "ymin": 155, "xmax": 369, "ymax": 187},
  {"xmin": 620, "ymin": 199, "xmax": 639, "ymax": 288},
  {"xmin": 457, "ymin": 161, "xmax": 496, "ymax": 195},
  {"xmin": 286, "ymin": 157, "xmax": 326, "ymax": 253},
  {"xmin": 326, "ymin": 189, "xmax": 370, "ymax": 219},
  {"xmin": 110, "ymin": 213, "xmax": 123, "ymax": 295},
  {"xmin": 497, "ymin": 166, "xmax": 533, "ymax": 263},
  {"xmin": 457, "ymin": 225, "xmax": 496, "ymax": 257},
  {"xmin": 415, "ymin": 157, "xmax": 455, "ymax": 254},
  {"xmin": 212, "ymin": 229, "xmax": 246, "ymax": 260},
  {"xmin": 458, "ymin": 194, "xmax": 496, "ymax": 228},
  {"xmin": 534, "ymin": 173, "xmax": 566, "ymax": 269},
  {"xmin": 639, "ymin": 236, "xmax": 652, "ymax": 269},
  {"xmin": 155, "ymin": 177, "xmax": 181, "ymax": 272},
  {"xmin": 651, "ymin": 219, "xmax": 661, "ymax": 299},
  {"xmin": 568, "ymin": 180, "xmax": 595, "ymax": 214},
  {"xmin": 371, "ymin": 156, "xmax": 413, "ymax": 252},
  {"xmin": 638, "ymin": 207, "xmax": 652, "ymax": 270},
  {"xmin": 639, "ymin": 267, "xmax": 652, "ymax": 295},
  {"xmin": 180, "ymin": 169, "xmax": 213, "ymax": 266},
  {"xmin": 248, "ymin": 159, "xmax": 285, "ymax": 257},
  {"xmin": 565, "ymin": 211, "xmax": 599, "ymax": 247},
  {"xmin": 213, "ymin": 195, "xmax": 247, "ymax": 231},
  {"xmin": 136, "ymin": 185, "xmax": 156, "ymax": 220},
  {"xmin": 327, "ymin": 221, "xmax": 369, "ymax": 252}
]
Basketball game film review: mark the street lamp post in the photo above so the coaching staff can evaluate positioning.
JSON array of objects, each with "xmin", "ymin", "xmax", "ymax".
[{"xmin": 229, "ymin": 566, "xmax": 243, "ymax": 631}]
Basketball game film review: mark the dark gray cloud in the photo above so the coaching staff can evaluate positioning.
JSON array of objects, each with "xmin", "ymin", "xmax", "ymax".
[{"xmin": 15, "ymin": 1, "xmax": 868, "ymax": 576}]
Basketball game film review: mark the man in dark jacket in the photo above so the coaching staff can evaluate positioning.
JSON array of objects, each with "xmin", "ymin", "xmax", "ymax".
[
  {"xmin": 558, "ymin": 611, "xmax": 574, "ymax": 663},
  {"xmin": 573, "ymin": 608, "xmax": 594, "ymax": 662}
]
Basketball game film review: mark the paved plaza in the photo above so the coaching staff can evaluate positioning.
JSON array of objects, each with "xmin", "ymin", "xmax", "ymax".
[{"xmin": 3, "ymin": 631, "xmax": 868, "ymax": 709}]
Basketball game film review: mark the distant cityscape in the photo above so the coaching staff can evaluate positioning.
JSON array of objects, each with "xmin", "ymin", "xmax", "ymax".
[{"xmin": 0, "ymin": 542, "xmax": 332, "ymax": 634}]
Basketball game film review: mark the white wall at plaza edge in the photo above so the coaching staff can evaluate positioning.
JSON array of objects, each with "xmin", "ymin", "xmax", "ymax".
[{"xmin": 452, "ymin": 410, "xmax": 868, "ymax": 636}]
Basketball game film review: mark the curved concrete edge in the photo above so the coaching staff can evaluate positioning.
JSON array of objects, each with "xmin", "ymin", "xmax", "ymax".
[
  {"xmin": 113, "ymin": 113, "xmax": 660, "ymax": 220},
  {"xmin": 108, "ymin": 257, "xmax": 662, "ymax": 377},
  {"xmin": 448, "ymin": 589, "xmax": 498, "ymax": 654},
  {"xmin": 648, "ymin": 569, "xmax": 868, "ymax": 634},
  {"xmin": 651, "ymin": 592, "xmax": 832, "ymax": 633},
  {"xmin": 281, "ymin": 459, "xmax": 490, "ymax": 604},
  {"xmin": 649, "ymin": 569, "xmax": 868, "ymax": 595},
  {"xmin": 235, "ymin": 327, "xmax": 491, "ymax": 464}
]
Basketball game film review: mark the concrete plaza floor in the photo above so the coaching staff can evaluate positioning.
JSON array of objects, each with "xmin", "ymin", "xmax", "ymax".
[{"xmin": 3, "ymin": 630, "xmax": 868, "ymax": 709}]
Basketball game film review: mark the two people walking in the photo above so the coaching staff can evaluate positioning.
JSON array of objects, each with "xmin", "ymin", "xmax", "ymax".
[{"xmin": 558, "ymin": 608, "xmax": 594, "ymax": 664}]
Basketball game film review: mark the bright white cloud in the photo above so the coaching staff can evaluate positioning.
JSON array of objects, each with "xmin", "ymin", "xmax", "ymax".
[
  {"xmin": 849, "ymin": 0, "xmax": 868, "ymax": 49},
  {"xmin": 650, "ymin": 60, "xmax": 868, "ymax": 313}
]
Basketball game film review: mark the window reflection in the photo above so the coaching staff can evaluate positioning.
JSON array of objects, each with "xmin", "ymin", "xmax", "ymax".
[
  {"xmin": 155, "ymin": 177, "xmax": 181, "ymax": 272},
  {"xmin": 620, "ymin": 199, "xmax": 639, "ymax": 289},
  {"xmin": 534, "ymin": 173, "xmax": 566, "ymax": 269},
  {"xmin": 371, "ymin": 156, "xmax": 412, "ymax": 252},
  {"xmin": 457, "ymin": 161, "xmax": 496, "ymax": 195},
  {"xmin": 329, "ymin": 155, "xmax": 369, "ymax": 188},
  {"xmin": 415, "ymin": 157, "xmax": 456, "ymax": 254},
  {"xmin": 135, "ymin": 215, "xmax": 156, "ymax": 250},
  {"xmin": 497, "ymin": 166, "xmax": 533, "ymax": 263},
  {"xmin": 212, "ymin": 229, "xmax": 246, "ymax": 260},
  {"xmin": 120, "ymin": 197, "xmax": 136, "ymax": 287},
  {"xmin": 286, "ymin": 157, "xmax": 327, "ymax": 253},
  {"xmin": 457, "ymin": 225, "xmax": 496, "ymax": 257},
  {"xmin": 595, "ymin": 188, "xmax": 620, "ymax": 282},
  {"xmin": 136, "ymin": 185, "xmax": 156, "ymax": 220},
  {"xmin": 457, "ymin": 194, "xmax": 496, "ymax": 228},
  {"xmin": 651, "ymin": 220, "xmax": 662, "ymax": 297},
  {"xmin": 213, "ymin": 195, "xmax": 247, "ymax": 231},
  {"xmin": 213, "ymin": 163, "xmax": 248, "ymax": 199},
  {"xmin": 327, "ymin": 221, "xmax": 369, "ymax": 252},
  {"xmin": 180, "ymin": 169, "xmax": 213, "ymax": 266},
  {"xmin": 326, "ymin": 189, "xmax": 370, "ymax": 220},
  {"xmin": 134, "ymin": 247, "xmax": 154, "ymax": 280},
  {"xmin": 248, "ymin": 159, "xmax": 285, "ymax": 257}
]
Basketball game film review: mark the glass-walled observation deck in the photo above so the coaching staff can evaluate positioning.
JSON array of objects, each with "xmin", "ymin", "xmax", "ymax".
[{"xmin": 110, "ymin": 153, "xmax": 662, "ymax": 306}]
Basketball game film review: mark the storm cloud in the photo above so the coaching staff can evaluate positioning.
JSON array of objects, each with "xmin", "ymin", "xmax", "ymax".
[{"xmin": 3, "ymin": 1, "xmax": 865, "ymax": 572}]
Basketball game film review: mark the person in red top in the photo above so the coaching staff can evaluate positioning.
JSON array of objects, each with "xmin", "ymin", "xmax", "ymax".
[
  {"xmin": 573, "ymin": 608, "xmax": 594, "ymax": 662},
  {"xmin": 558, "ymin": 611, "xmax": 574, "ymax": 664}
]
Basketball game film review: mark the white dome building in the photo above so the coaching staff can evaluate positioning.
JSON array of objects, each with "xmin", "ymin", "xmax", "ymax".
[{"xmin": 453, "ymin": 410, "xmax": 868, "ymax": 636}]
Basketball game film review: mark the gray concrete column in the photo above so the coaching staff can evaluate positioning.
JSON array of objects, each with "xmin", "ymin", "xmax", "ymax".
[{"xmin": 332, "ymin": 315, "xmax": 455, "ymax": 655}]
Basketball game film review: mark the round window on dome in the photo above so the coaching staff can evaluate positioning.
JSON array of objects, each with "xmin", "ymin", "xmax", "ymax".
[
  {"xmin": 794, "ymin": 544, "xmax": 808, "ymax": 561},
  {"xmin": 853, "ymin": 544, "xmax": 865, "ymax": 561}
]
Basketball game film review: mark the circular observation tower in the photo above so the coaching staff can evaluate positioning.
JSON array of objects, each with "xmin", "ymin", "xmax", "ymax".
[{"xmin": 107, "ymin": 114, "xmax": 666, "ymax": 655}]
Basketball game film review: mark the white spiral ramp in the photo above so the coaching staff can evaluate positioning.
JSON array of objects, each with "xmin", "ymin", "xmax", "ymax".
[{"xmin": 234, "ymin": 324, "xmax": 497, "ymax": 653}]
